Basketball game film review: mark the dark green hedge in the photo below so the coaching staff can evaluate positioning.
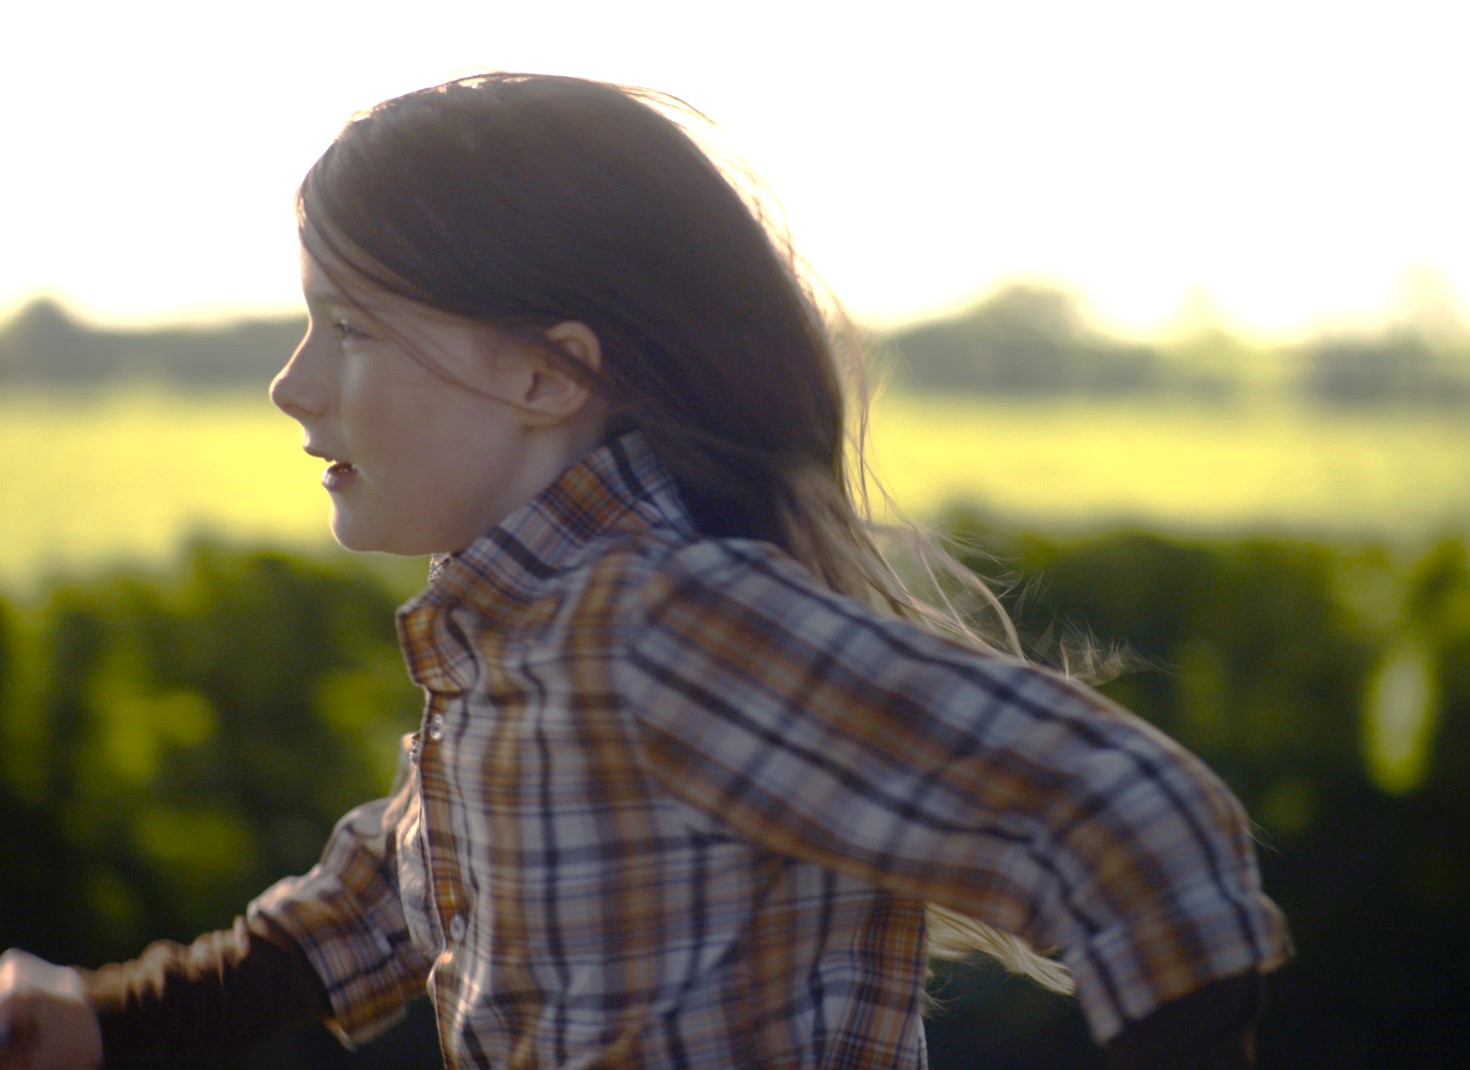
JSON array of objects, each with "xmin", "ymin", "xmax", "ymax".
[{"xmin": 2, "ymin": 530, "xmax": 1464, "ymax": 1068}]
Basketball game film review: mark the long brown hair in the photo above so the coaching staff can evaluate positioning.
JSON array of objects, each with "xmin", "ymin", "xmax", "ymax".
[{"xmin": 298, "ymin": 72, "xmax": 1071, "ymax": 994}]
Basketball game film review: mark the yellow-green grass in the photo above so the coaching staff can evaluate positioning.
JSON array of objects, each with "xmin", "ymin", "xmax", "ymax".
[
  {"xmin": 867, "ymin": 393, "xmax": 1470, "ymax": 539},
  {"xmin": 1, "ymin": 387, "xmax": 329, "ymax": 592},
  {"xmin": 2, "ymin": 386, "xmax": 1467, "ymax": 592}
]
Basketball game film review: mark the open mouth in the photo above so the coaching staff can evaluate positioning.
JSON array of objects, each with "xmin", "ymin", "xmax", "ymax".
[{"xmin": 322, "ymin": 460, "xmax": 358, "ymax": 491}]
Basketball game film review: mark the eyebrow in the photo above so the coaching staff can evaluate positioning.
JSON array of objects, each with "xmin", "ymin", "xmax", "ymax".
[{"xmin": 305, "ymin": 288, "xmax": 386, "ymax": 317}]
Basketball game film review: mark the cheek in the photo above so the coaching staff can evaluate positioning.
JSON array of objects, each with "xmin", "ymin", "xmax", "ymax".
[
  {"xmin": 385, "ymin": 425, "xmax": 494, "ymax": 508},
  {"xmin": 341, "ymin": 372, "xmax": 432, "ymax": 463}
]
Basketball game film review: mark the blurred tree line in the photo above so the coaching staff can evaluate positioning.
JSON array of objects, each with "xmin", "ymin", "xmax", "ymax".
[
  {"xmin": 0, "ymin": 300, "xmax": 303, "ymax": 388},
  {"xmin": 7, "ymin": 280, "xmax": 1470, "ymax": 405},
  {"xmin": 1, "ymin": 530, "xmax": 1464, "ymax": 1068},
  {"xmin": 880, "ymin": 280, "xmax": 1470, "ymax": 406}
]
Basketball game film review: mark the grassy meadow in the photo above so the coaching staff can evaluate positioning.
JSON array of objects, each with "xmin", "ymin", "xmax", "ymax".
[
  {"xmin": 2, "ymin": 384, "xmax": 1468, "ymax": 592},
  {"xmin": 869, "ymin": 392, "xmax": 1470, "ymax": 537}
]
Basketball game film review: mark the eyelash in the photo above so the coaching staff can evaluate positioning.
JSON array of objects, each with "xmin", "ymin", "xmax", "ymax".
[{"xmin": 331, "ymin": 318, "xmax": 368, "ymax": 342}]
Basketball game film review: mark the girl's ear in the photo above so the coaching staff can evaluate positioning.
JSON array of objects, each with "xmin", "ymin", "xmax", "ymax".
[
  {"xmin": 543, "ymin": 320, "xmax": 602, "ymax": 375},
  {"xmin": 509, "ymin": 320, "xmax": 602, "ymax": 426}
]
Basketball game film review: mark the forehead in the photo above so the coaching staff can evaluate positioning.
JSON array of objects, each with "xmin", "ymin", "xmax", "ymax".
[
  {"xmin": 298, "ymin": 247, "xmax": 415, "ymax": 333},
  {"xmin": 296, "ymin": 222, "xmax": 402, "ymax": 305},
  {"xmin": 297, "ymin": 244, "xmax": 516, "ymax": 375},
  {"xmin": 299, "ymin": 247, "xmax": 362, "ymax": 305}
]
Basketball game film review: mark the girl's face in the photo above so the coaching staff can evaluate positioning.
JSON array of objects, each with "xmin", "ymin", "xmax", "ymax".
[{"xmin": 270, "ymin": 251, "xmax": 558, "ymax": 556}]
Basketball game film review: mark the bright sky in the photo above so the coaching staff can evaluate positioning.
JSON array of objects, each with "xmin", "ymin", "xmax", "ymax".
[{"xmin": 3, "ymin": 0, "xmax": 1466, "ymax": 340}]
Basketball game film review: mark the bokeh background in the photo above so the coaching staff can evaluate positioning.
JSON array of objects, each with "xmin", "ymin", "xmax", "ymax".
[{"xmin": 3, "ymin": 2, "xmax": 1467, "ymax": 1066}]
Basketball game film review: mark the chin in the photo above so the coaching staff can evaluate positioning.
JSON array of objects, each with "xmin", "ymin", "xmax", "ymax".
[
  {"xmin": 331, "ymin": 519, "xmax": 448, "ymax": 557},
  {"xmin": 329, "ymin": 514, "xmax": 389, "ymax": 554},
  {"xmin": 330, "ymin": 531, "xmax": 378, "ymax": 553}
]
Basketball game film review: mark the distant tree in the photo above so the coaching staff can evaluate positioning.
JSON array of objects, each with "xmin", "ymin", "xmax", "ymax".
[
  {"xmin": 0, "ymin": 298, "xmax": 112, "ymax": 382},
  {"xmin": 886, "ymin": 283, "xmax": 1163, "ymax": 395},
  {"xmin": 0, "ymin": 298, "xmax": 304, "ymax": 387},
  {"xmin": 1295, "ymin": 328, "xmax": 1470, "ymax": 406},
  {"xmin": 112, "ymin": 317, "xmax": 305, "ymax": 386}
]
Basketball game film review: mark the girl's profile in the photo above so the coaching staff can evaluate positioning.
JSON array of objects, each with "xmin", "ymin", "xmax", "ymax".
[{"xmin": 0, "ymin": 73, "xmax": 1290, "ymax": 1069}]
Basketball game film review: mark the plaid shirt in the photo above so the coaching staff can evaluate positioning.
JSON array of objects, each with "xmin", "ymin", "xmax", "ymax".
[{"xmin": 251, "ymin": 432, "xmax": 1291, "ymax": 1069}]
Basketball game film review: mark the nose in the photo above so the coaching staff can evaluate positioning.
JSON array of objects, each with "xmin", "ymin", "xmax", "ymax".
[{"xmin": 269, "ymin": 331, "xmax": 327, "ymax": 419}]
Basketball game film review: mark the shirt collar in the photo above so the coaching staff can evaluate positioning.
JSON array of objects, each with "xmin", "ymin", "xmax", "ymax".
[{"xmin": 399, "ymin": 430, "xmax": 693, "ymax": 642}]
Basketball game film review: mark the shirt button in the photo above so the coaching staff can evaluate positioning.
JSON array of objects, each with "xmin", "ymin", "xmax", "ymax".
[
  {"xmin": 448, "ymin": 914, "xmax": 467, "ymax": 943},
  {"xmin": 427, "ymin": 713, "xmax": 446, "ymax": 742}
]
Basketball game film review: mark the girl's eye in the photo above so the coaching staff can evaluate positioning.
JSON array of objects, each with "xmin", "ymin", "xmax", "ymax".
[{"xmin": 332, "ymin": 318, "xmax": 369, "ymax": 342}]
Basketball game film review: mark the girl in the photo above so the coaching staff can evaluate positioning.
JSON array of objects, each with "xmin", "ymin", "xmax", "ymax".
[{"xmin": 0, "ymin": 73, "xmax": 1290, "ymax": 1069}]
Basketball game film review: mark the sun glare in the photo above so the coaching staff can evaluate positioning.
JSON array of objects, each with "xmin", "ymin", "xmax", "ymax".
[
  {"xmin": 1363, "ymin": 638, "xmax": 1441, "ymax": 796},
  {"xmin": 2, "ymin": 1, "xmax": 1466, "ymax": 337}
]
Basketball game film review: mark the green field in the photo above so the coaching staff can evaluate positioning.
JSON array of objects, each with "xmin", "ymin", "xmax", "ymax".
[
  {"xmin": 868, "ymin": 393, "xmax": 1470, "ymax": 537},
  {"xmin": 3, "ymin": 386, "xmax": 1467, "ymax": 592}
]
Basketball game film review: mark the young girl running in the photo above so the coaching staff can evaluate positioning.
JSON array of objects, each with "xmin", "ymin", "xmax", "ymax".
[{"xmin": 0, "ymin": 73, "xmax": 1290, "ymax": 1069}]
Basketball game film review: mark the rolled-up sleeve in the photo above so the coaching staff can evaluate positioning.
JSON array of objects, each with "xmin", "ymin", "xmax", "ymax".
[
  {"xmin": 249, "ymin": 733, "xmax": 431, "ymax": 1047},
  {"xmin": 621, "ymin": 541, "xmax": 1292, "ymax": 1042}
]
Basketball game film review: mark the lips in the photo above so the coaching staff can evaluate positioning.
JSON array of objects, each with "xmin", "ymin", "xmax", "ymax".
[{"xmin": 321, "ymin": 459, "xmax": 359, "ymax": 492}]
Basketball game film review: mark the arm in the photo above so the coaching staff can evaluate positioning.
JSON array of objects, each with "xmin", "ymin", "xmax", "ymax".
[
  {"xmin": 77, "ymin": 913, "xmax": 330, "ymax": 1065},
  {"xmin": 7, "ymin": 734, "xmax": 433, "ymax": 1068},
  {"xmin": 623, "ymin": 542, "xmax": 1291, "ymax": 1048}
]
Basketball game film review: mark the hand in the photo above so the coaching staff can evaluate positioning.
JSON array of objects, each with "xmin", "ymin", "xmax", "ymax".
[{"xmin": 0, "ymin": 950, "xmax": 103, "ymax": 1070}]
